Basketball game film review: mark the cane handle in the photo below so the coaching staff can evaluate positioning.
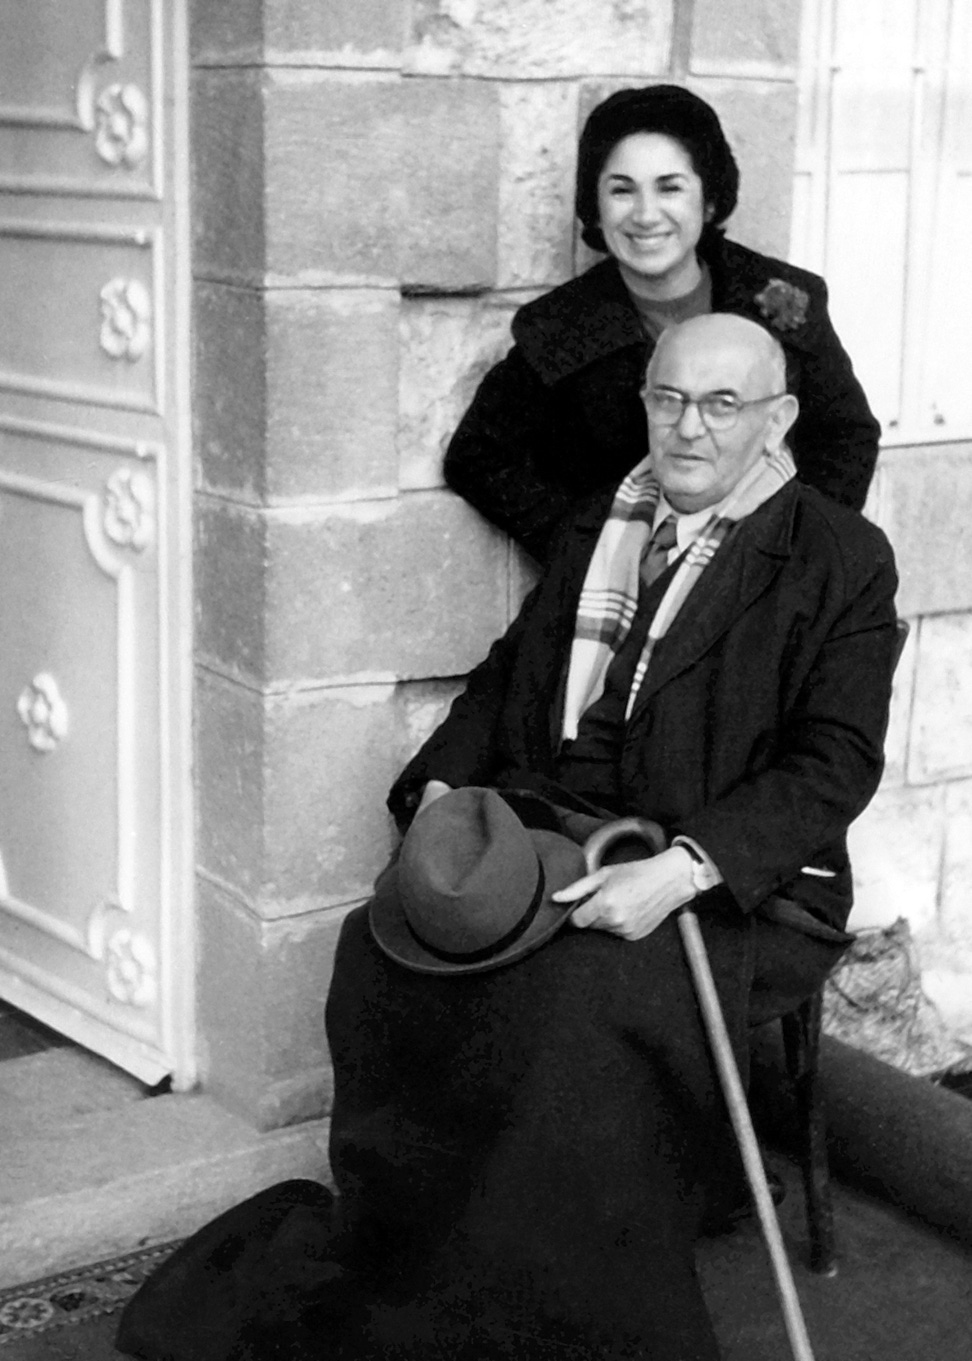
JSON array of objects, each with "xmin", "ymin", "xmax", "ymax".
[{"xmin": 582, "ymin": 817, "xmax": 668, "ymax": 875}]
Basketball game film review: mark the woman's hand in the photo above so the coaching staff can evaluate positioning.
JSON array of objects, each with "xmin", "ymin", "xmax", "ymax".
[
  {"xmin": 552, "ymin": 847, "xmax": 696, "ymax": 941},
  {"xmin": 417, "ymin": 780, "xmax": 452, "ymax": 815}
]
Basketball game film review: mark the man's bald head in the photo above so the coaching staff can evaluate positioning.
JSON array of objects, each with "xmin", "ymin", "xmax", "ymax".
[{"xmin": 646, "ymin": 313, "xmax": 787, "ymax": 394}]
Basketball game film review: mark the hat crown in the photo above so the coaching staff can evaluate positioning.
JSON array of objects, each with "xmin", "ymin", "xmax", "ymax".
[{"xmin": 399, "ymin": 789, "xmax": 545, "ymax": 960}]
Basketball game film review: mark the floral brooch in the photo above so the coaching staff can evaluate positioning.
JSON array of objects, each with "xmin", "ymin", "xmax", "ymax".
[{"xmin": 755, "ymin": 278, "xmax": 809, "ymax": 333}]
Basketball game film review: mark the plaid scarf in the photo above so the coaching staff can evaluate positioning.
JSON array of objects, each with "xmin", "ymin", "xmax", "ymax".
[{"xmin": 562, "ymin": 447, "xmax": 796, "ymax": 740}]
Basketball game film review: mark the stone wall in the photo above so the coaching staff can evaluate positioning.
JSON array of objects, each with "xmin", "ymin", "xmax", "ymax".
[
  {"xmin": 850, "ymin": 443, "xmax": 972, "ymax": 1045},
  {"xmin": 186, "ymin": 0, "xmax": 914, "ymax": 1129}
]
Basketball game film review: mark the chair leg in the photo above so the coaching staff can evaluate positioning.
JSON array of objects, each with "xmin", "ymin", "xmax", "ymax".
[{"xmin": 782, "ymin": 990, "xmax": 838, "ymax": 1275}]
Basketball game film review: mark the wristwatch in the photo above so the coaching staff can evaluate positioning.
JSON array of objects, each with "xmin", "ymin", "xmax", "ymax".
[{"xmin": 674, "ymin": 837, "xmax": 722, "ymax": 895}]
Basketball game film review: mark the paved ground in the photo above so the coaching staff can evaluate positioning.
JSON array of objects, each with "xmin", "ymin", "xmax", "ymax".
[
  {"xmin": 1, "ymin": 1156, "xmax": 969, "ymax": 1360},
  {"xmin": 699, "ymin": 1158, "xmax": 972, "ymax": 1360}
]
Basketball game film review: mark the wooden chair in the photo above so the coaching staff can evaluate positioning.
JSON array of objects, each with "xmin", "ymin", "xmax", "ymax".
[{"xmin": 780, "ymin": 988, "xmax": 836, "ymax": 1272}]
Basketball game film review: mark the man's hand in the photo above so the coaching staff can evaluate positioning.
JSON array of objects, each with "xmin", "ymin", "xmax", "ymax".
[{"xmin": 552, "ymin": 847, "xmax": 696, "ymax": 941}]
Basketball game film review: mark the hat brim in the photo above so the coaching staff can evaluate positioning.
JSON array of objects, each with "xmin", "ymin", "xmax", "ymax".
[{"xmin": 369, "ymin": 829, "xmax": 587, "ymax": 976}]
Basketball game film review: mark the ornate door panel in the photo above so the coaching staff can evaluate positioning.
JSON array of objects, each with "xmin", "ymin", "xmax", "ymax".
[{"xmin": 0, "ymin": 0, "xmax": 193, "ymax": 1085}]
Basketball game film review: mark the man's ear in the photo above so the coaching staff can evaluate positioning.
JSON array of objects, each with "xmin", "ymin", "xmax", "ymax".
[{"xmin": 765, "ymin": 393, "xmax": 799, "ymax": 452}]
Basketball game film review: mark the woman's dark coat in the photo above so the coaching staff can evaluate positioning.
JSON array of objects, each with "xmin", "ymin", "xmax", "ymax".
[{"xmin": 444, "ymin": 238, "xmax": 881, "ymax": 559}]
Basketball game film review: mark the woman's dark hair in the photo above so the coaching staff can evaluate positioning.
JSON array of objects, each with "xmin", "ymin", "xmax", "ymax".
[{"xmin": 575, "ymin": 84, "xmax": 740, "ymax": 253}]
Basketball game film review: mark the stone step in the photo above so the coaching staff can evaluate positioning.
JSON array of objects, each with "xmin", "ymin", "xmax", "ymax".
[
  {"xmin": 0, "ymin": 1051, "xmax": 331, "ymax": 1288},
  {"xmin": 0, "ymin": 1047, "xmax": 145, "ymax": 1136}
]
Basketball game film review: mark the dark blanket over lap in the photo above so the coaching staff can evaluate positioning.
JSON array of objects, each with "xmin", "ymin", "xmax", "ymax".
[
  {"xmin": 324, "ymin": 902, "xmax": 756, "ymax": 1360},
  {"xmin": 116, "ymin": 902, "xmax": 757, "ymax": 1361}
]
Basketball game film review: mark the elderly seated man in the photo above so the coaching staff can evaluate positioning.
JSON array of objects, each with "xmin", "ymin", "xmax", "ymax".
[{"xmin": 324, "ymin": 314, "xmax": 899, "ymax": 1361}]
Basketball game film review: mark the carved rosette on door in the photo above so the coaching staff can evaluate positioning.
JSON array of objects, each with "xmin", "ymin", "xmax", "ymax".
[
  {"xmin": 99, "ymin": 276, "xmax": 151, "ymax": 362},
  {"xmin": 103, "ymin": 466, "xmax": 154, "ymax": 551},
  {"xmin": 16, "ymin": 673, "xmax": 69, "ymax": 753},
  {"xmin": 105, "ymin": 927, "xmax": 157, "ymax": 1008},
  {"xmin": 86, "ymin": 902, "xmax": 158, "ymax": 1012},
  {"xmin": 94, "ymin": 82, "xmax": 148, "ymax": 169}
]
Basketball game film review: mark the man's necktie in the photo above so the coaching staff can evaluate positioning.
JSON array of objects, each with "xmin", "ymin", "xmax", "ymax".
[{"xmin": 640, "ymin": 515, "xmax": 678, "ymax": 593}]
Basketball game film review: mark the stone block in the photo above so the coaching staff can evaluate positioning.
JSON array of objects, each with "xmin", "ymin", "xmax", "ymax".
[
  {"xmin": 689, "ymin": 0, "xmax": 801, "ymax": 78},
  {"xmin": 192, "ymin": 70, "xmax": 266, "ymax": 285},
  {"xmin": 190, "ymin": 0, "xmax": 262, "ymax": 64},
  {"xmin": 196, "ymin": 877, "xmax": 349, "ymax": 1128},
  {"xmin": 196, "ymin": 673, "xmax": 405, "ymax": 911},
  {"xmin": 197, "ymin": 492, "xmax": 510, "ymax": 687},
  {"xmin": 261, "ymin": 685, "xmax": 404, "ymax": 911},
  {"xmin": 909, "ymin": 613, "xmax": 972, "ymax": 783},
  {"xmin": 873, "ymin": 442, "xmax": 972, "ymax": 616},
  {"xmin": 398, "ymin": 296, "xmax": 516, "ymax": 490},
  {"xmin": 689, "ymin": 79, "xmax": 798, "ymax": 260},
  {"xmin": 498, "ymin": 83, "xmax": 578, "ymax": 289},
  {"xmin": 406, "ymin": 0, "xmax": 673, "ymax": 78},
  {"xmin": 265, "ymin": 495, "xmax": 510, "ymax": 684},
  {"xmin": 194, "ymin": 72, "xmax": 499, "ymax": 288},
  {"xmin": 263, "ymin": 288, "xmax": 399, "ymax": 501},
  {"xmin": 847, "ymin": 784, "xmax": 946, "ymax": 936},
  {"xmin": 941, "ymin": 780, "xmax": 972, "ymax": 951},
  {"xmin": 195, "ymin": 285, "xmax": 400, "ymax": 503},
  {"xmin": 195, "ymin": 668, "xmax": 267, "ymax": 897},
  {"xmin": 194, "ymin": 283, "xmax": 267, "ymax": 500},
  {"xmin": 265, "ymin": 73, "xmax": 499, "ymax": 288},
  {"xmin": 881, "ymin": 614, "xmax": 917, "ymax": 786},
  {"xmin": 194, "ymin": 499, "xmax": 267, "ymax": 685},
  {"xmin": 192, "ymin": 0, "xmax": 405, "ymax": 68}
]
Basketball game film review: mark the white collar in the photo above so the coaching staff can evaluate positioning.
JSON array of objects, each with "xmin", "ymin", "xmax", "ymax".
[{"xmin": 651, "ymin": 494, "xmax": 725, "ymax": 553}]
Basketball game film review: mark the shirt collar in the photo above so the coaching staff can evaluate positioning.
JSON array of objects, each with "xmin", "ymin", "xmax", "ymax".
[{"xmin": 652, "ymin": 493, "xmax": 728, "ymax": 553}]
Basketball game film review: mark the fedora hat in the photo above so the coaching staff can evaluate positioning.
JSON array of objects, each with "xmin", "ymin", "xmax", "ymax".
[{"xmin": 369, "ymin": 787, "xmax": 587, "ymax": 975}]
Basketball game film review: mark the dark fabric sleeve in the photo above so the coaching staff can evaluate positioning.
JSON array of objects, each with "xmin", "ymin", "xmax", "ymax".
[
  {"xmin": 787, "ymin": 277, "xmax": 881, "ymax": 512},
  {"xmin": 443, "ymin": 348, "xmax": 576, "ymax": 563},
  {"xmin": 675, "ymin": 541, "xmax": 898, "ymax": 913}
]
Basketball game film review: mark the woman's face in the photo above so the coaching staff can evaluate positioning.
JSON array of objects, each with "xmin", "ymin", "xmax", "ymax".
[{"xmin": 596, "ymin": 132, "xmax": 710, "ymax": 299}]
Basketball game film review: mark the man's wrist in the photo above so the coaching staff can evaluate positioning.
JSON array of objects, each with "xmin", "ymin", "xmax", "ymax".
[
  {"xmin": 672, "ymin": 836, "xmax": 723, "ymax": 894},
  {"xmin": 668, "ymin": 845, "xmax": 698, "ymax": 901}
]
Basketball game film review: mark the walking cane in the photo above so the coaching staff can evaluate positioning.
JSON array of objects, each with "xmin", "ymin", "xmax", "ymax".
[{"xmin": 582, "ymin": 818, "xmax": 817, "ymax": 1361}]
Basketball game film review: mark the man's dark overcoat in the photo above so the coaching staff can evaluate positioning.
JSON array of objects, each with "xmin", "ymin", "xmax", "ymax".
[
  {"xmin": 322, "ymin": 480, "xmax": 898, "ymax": 1360},
  {"xmin": 444, "ymin": 240, "xmax": 881, "ymax": 558}
]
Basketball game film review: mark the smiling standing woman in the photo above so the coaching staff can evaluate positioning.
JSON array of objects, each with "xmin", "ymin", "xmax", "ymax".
[{"xmin": 444, "ymin": 85, "xmax": 880, "ymax": 561}]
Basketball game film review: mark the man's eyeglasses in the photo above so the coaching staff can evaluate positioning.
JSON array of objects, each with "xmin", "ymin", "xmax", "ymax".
[{"xmin": 642, "ymin": 387, "xmax": 787, "ymax": 432}]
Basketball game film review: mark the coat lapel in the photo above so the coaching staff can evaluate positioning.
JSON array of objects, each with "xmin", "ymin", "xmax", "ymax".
[
  {"xmin": 630, "ymin": 483, "xmax": 798, "ymax": 711},
  {"xmin": 512, "ymin": 260, "xmax": 645, "ymax": 385}
]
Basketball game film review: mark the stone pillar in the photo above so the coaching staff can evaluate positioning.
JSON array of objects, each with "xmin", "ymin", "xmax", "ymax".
[{"xmin": 188, "ymin": 0, "xmax": 805, "ymax": 1128}]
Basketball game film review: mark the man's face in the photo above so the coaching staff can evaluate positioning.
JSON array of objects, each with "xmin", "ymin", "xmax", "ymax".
[{"xmin": 644, "ymin": 320, "xmax": 794, "ymax": 513}]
